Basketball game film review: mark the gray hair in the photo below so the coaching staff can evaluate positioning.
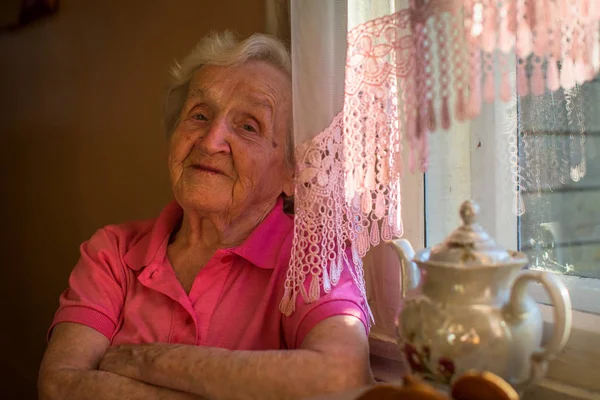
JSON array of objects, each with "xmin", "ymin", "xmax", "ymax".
[{"xmin": 163, "ymin": 31, "xmax": 294, "ymax": 168}]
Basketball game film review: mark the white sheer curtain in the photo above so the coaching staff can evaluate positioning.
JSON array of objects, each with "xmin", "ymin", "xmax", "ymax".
[{"xmin": 290, "ymin": 0, "xmax": 346, "ymax": 147}]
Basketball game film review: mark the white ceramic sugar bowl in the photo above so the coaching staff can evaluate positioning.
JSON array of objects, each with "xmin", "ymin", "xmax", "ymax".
[{"xmin": 392, "ymin": 200, "xmax": 572, "ymax": 393}]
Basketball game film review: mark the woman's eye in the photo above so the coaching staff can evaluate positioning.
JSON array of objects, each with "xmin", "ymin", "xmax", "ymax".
[
  {"xmin": 192, "ymin": 113, "xmax": 208, "ymax": 121},
  {"xmin": 242, "ymin": 124, "xmax": 257, "ymax": 133}
]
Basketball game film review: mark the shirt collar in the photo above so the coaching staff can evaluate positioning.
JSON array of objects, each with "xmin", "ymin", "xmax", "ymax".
[
  {"xmin": 228, "ymin": 197, "xmax": 293, "ymax": 269},
  {"xmin": 124, "ymin": 197, "xmax": 293, "ymax": 271}
]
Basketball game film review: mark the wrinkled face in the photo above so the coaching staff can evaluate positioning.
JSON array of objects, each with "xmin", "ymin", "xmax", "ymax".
[{"xmin": 168, "ymin": 61, "xmax": 293, "ymax": 218}]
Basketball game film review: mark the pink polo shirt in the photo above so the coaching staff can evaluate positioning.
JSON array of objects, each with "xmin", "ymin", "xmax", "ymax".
[{"xmin": 50, "ymin": 198, "xmax": 368, "ymax": 349}]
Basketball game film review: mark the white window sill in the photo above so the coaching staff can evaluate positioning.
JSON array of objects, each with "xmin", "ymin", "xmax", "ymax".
[
  {"xmin": 538, "ymin": 304, "xmax": 600, "ymax": 394},
  {"xmin": 523, "ymin": 379, "xmax": 600, "ymax": 400}
]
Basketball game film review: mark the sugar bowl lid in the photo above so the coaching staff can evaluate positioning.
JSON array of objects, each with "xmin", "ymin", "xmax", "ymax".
[{"xmin": 415, "ymin": 200, "xmax": 528, "ymax": 267}]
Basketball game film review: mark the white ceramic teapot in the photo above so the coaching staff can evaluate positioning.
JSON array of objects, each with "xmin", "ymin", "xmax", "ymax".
[{"xmin": 392, "ymin": 200, "xmax": 572, "ymax": 393}]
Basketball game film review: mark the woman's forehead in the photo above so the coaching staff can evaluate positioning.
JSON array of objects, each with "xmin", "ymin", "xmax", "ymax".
[
  {"xmin": 189, "ymin": 62, "xmax": 291, "ymax": 105},
  {"xmin": 188, "ymin": 85, "xmax": 276, "ymax": 116}
]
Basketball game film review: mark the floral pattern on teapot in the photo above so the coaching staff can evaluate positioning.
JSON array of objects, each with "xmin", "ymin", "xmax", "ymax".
[{"xmin": 403, "ymin": 338, "xmax": 456, "ymax": 384}]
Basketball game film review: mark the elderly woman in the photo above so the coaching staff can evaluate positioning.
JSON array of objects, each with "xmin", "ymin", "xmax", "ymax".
[{"xmin": 38, "ymin": 32, "xmax": 371, "ymax": 400}]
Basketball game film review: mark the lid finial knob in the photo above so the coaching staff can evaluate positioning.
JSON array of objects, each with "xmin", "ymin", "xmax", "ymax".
[{"xmin": 460, "ymin": 200, "xmax": 479, "ymax": 225}]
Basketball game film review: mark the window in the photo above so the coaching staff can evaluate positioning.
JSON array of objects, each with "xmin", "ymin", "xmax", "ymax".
[
  {"xmin": 423, "ymin": 75, "xmax": 600, "ymax": 397},
  {"xmin": 519, "ymin": 80, "xmax": 600, "ymax": 282},
  {"xmin": 518, "ymin": 79, "xmax": 600, "ymax": 323}
]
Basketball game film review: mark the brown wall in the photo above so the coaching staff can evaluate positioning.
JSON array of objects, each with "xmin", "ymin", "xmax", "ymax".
[{"xmin": 0, "ymin": 1, "xmax": 265, "ymax": 397}]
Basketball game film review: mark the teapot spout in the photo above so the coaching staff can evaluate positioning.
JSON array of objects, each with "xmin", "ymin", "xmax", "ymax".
[{"xmin": 386, "ymin": 239, "xmax": 420, "ymax": 297}]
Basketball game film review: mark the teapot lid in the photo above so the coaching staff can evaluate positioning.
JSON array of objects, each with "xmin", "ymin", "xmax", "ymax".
[{"xmin": 415, "ymin": 200, "xmax": 527, "ymax": 267}]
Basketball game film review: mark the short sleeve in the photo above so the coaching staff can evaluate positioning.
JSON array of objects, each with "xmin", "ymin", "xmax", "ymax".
[
  {"xmin": 48, "ymin": 228, "xmax": 126, "ymax": 341},
  {"xmin": 282, "ymin": 247, "xmax": 370, "ymax": 349}
]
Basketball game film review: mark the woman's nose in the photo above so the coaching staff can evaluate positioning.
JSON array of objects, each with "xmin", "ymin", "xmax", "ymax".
[{"xmin": 196, "ymin": 118, "xmax": 231, "ymax": 154}]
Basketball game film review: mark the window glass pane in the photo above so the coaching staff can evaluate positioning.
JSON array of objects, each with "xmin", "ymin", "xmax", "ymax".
[{"xmin": 518, "ymin": 78, "xmax": 600, "ymax": 279}]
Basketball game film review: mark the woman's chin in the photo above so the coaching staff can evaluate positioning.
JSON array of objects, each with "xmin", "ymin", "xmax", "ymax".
[{"xmin": 175, "ymin": 191, "xmax": 232, "ymax": 214}]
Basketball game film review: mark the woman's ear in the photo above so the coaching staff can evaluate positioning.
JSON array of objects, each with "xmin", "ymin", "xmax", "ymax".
[
  {"xmin": 282, "ymin": 161, "xmax": 294, "ymax": 197},
  {"xmin": 282, "ymin": 178, "xmax": 294, "ymax": 197}
]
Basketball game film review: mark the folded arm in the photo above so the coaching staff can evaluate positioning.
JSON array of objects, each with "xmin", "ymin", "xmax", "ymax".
[
  {"xmin": 38, "ymin": 323, "xmax": 204, "ymax": 400},
  {"xmin": 99, "ymin": 315, "xmax": 372, "ymax": 400}
]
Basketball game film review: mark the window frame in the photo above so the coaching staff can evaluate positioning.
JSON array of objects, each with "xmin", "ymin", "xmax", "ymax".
[{"xmin": 421, "ymin": 81, "xmax": 600, "ymax": 396}]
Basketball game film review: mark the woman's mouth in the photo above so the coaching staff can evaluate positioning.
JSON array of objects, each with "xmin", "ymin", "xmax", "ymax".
[{"xmin": 191, "ymin": 163, "xmax": 224, "ymax": 175}]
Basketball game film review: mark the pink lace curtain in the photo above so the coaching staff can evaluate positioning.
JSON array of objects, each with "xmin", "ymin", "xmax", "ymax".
[{"xmin": 278, "ymin": 0, "xmax": 600, "ymax": 315}]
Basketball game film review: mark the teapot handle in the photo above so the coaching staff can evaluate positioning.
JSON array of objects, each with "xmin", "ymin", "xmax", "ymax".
[
  {"xmin": 506, "ymin": 271, "xmax": 572, "ymax": 388},
  {"xmin": 385, "ymin": 239, "xmax": 420, "ymax": 298}
]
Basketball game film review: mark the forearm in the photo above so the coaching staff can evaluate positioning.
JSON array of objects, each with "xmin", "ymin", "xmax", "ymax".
[
  {"xmin": 178, "ymin": 346, "xmax": 356, "ymax": 399},
  {"xmin": 110, "ymin": 344, "xmax": 370, "ymax": 400},
  {"xmin": 39, "ymin": 367, "xmax": 204, "ymax": 400}
]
